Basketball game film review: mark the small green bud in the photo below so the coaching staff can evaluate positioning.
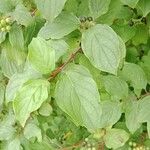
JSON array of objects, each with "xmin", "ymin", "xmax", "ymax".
[
  {"xmin": 5, "ymin": 17, "xmax": 11, "ymax": 23},
  {"xmin": 1, "ymin": 19, "xmax": 6, "ymax": 25},
  {"xmin": 87, "ymin": 143, "xmax": 91, "ymax": 147},
  {"xmin": 6, "ymin": 25, "xmax": 11, "ymax": 31},
  {"xmin": 129, "ymin": 141, "xmax": 133, "ymax": 146},
  {"xmin": 80, "ymin": 16, "xmax": 87, "ymax": 23},
  {"xmin": 139, "ymin": 146, "xmax": 143, "ymax": 150},
  {"xmin": 1, "ymin": 27, "xmax": 6, "ymax": 32},
  {"xmin": 87, "ymin": 17, "xmax": 93, "ymax": 22},
  {"xmin": 133, "ymin": 142, "xmax": 137, "ymax": 147},
  {"xmin": 85, "ymin": 138, "xmax": 88, "ymax": 142}
]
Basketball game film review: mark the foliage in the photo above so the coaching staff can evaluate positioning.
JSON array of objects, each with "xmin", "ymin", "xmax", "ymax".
[{"xmin": 0, "ymin": 0, "xmax": 150, "ymax": 149}]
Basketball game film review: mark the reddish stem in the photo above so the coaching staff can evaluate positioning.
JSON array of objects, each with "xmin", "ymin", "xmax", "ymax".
[{"xmin": 48, "ymin": 47, "xmax": 82, "ymax": 81}]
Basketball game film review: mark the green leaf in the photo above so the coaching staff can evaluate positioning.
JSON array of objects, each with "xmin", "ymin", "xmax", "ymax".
[
  {"xmin": 34, "ymin": 0, "xmax": 67, "ymax": 22},
  {"xmin": 50, "ymin": 39, "xmax": 68, "ymax": 61},
  {"xmin": 132, "ymin": 24, "xmax": 149, "ymax": 46},
  {"xmin": 0, "ymin": 82, "xmax": 5, "ymax": 110},
  {"xmin": 0, "ymin": 111, "xmax": 16, "ymax": 140},
  {"xmin": 104, "ymin": 128, "xmax": 129, "ymax": 149},
  {"xmin": 77, "ymin": 0, "xmax": 90, "ymax": 16},
  {"xmin": 0, "ymin": 0, "xmax": 13, "ymax": 13},
  {"xmin": 140, "ymin": 52, "xmax": 150, "ymax": 84},
  {"xmin": 38, "ymin": 13, "xmax": 80, "ymax": 40},
  {"xmin": 125, "ymin": 100, "xmax": 141, "ymax": 133},
  {"xmin": 64, "ymin": 0, "xmax": 79, "ymax": 14},
  {"xmin": 5, "ymin": 69, "xmax": 41, "ymax": 104},
  {"xmin": 79, "ymin": 55, "xmax": 102, "ymax": 89},
  {"xmin": 147, "ymin": 122, "xmax": 150, "ymax": 139},
  {"xmin": 0, "ymin": 44, "xmax": 25, "ymax": 78},
  {"xmin": 103, "ymin": 75, "xmax": 128, "ymax": 100},
  {"xmin": 112, "ymin": 24, "xmax": 136, "ymax": 43},
  {"xmin": 118, "ymin": 36, "xmax": 126, "ymax": 68},
  {"xmin": 0, "ymin": 32, "xmax": 6, "ymax": 44},
  {"xmin": 119, "ymin": 63, "xmax": 147, "ymax": 96},
  {"xmin": 13, "ymin": 79, "xmax": 50, "ymax": 126},
  {"xmin": 55, "ymin": 64, "xmax": 102, "ymax": 131},
  {"xmin": 6, "ymin": 138, "xmax": 20, "ymax": 150},
  {"xmin": 24, "ymin": 123, "xmax": 42, "ymax": 142},
  {"xmin": 9, "ymin": 24, "xmax": 24, "ymax": 51},
  {"xmin": 24, "ymin": 17, "xmax": 45, "ymax": 47},
  {"xmin": 39, "ymin": 102, "xmax": 53, "ymax": 117},
  {"xmin": 28, "ymin": 37, "xmax": 55, "ymax": 74},
  {"xmin": 99, "ymin": 101, "xmax": 122, "ymax": 128},
  {"xmin": 99, "ymin": 0, "xmax": 122, "ymax": 25},
  {"xmin": 81, "ymin": 24, "xmax": 123, "ymax": 74},
  {"xmin": 89, "ymin": 0, "xmax": 111, "ymax": 18},
  {"xmin": 120, "ymin": 0, "xmax": 139, "ymax": 8},
  {"xmin": 12, "ymin": 3, "xmax": 33, "ymax": 26},
  {"xmin": 138, "ymin": 96, "xmax": 150, "ymax": 123},
  {"xmin": 126, "ymin": 47, "xmax": 139, "ymax": 63},
  {"xmin": 137, "ymin": 0, "xmax": 150, "ymax": 17}
]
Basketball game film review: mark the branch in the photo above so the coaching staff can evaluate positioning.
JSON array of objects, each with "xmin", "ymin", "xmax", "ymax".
[
  {"xmin": 31, "ymin": 9, "xmax": 37, "ymax": 16},
  {"xmin": 48, "ymin": 47, "xmax": 82, "ymax": 81},
  {"xmin": 139, "ymin": 92, "xmax": 150, "ymax": 100},
  {"xmin": 60, "ymin": 140, "xmax": 84, "ymax": 150}
]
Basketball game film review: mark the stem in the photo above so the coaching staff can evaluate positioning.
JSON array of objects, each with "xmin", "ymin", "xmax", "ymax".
[
  {"xmin": 48, "ymin": 47, "xmax": 82, "ymax": 81},
  {"xmin": 31, "ymin": 9, "xmax": 37, "ymax": 16},
  {"xmin": 60, "ymin": 140, "xmax": 84, "ymax": 150}
]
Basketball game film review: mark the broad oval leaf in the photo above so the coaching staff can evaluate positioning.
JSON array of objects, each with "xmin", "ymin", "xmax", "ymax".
[
  {"xmin": 125, "ymin": 100, "xmax": 141, "ymax": 133},
  {"xmin": 0, "ymin": 111, "xmax": 16, "ymax": 141},
  {"xmin": 6, "ymin": 138, "xmax": 20, "ymax": 150},
  {"xmin": 99, "ymin": 101, "xmax": 122, "ymax": 128},
  {"xmin": 121, "ymin": 0, "xmax": 139, "ymax": 8},
  {"xmin": 0, "ymin": 45, "xmax": 25, "ymax": 78},
  {"xmin": 38, "ymin": 13, "xmax": 80, "ymax": 40},
  {"xmin": 147, "ymin": 122, "xmax": 150, "ymax": 139},
  {"xmin": 103, "ymin": 75, "xmax": 128, "ymax": 100},
  {"xmin": 137, "ymin": 0, "xmax": 150, "ymax": 17},
  {"xmin": 39, "ymin": 102, "xmax": 53, "ymax": 117},
  {"xmin": 104, "ymin": 128, "xmax": 129, "ymax": 149},
  {"xmin": 13, "ymin": 79, "xmax": 50, "ymax": 127},
  {"xmin": 119, "ymin": 63, "xmax": 147, "ymax": 96},
  {"xmin": 81, "ymin": 24, "xmax": 123, "ymax": 74},
  {"xmin": 24, "ymin": 122, "xmax": 42, "ymax": 142},
  {"xmin": 89, "ymin": 0, "xmax": 111, "ymax": 18},
  {"xmin": 34, "ymin": 0, "xmax": 67, "ymax": 22},
  {"xmin": 55, "ymin": 64, "xmax": 102, "ymax": 131},
  {"xmin": 0, "ymin": 32, "xmax": 6, "ymax": 44},
  {"xmin": 9, "ymin": 24, "xmax": 24, "ymax": 51},
  {"xmin": 0, "ymin": 82, "xmax": 5, "ymax": 111},
  {"xmin": 140, "ymin": 52, "xmax": 150, "ymax": 84},
  {"xmin": 132, "ymin": 24, "xmax": 149, "ymax": 46},
  {"xmin": 11, "ymin": 4, "xmax": 33, "ymax": 26},
  {"xmin": 99, "ymin": 0, "xmax": 122, "ymax": 25},
  {"xmin": 50, "ymin": 39, "xmax": 68, "ymax": 61},
  {"xmin": 28, "ymin": 37, "xmax": 55, "ymax": 74},
  {"xmin": 5, "ymin": 68, "xmax": 41, "ymax": 104},
  {"xmin": 138, "ymin": 96, "xmax": 150, "ymax": 123},
  {"xmin": 0, "ymin": 0, "xmax": 13, "ymax": 13}
]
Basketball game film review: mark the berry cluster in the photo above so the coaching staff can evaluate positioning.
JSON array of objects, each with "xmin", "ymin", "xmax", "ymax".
[
  {"xmin": 0, "ymin": 17, "xmax": 12, "ymax": 32},
  {"xmin": 80, "ymin": 138, "xmax": 97, "ymax": 150},
  {"xmin": 79, "ymin": 16, "xmax": 95, "ymax": 30},
  {"xmin": 128, "ymin": 141, "xmax": 150, "ymax": 150}
]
